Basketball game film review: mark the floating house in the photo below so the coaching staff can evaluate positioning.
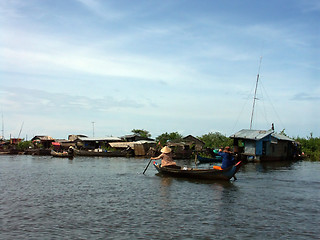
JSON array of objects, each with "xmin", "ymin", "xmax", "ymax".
[
  {"xmin": 10, "ymin": 138, "xmax": 23, "ymax": 145},
  {"xmin": 31, "ymin": 136, "xmax": 55, "ymax": 149},
  {"xmin": 109, "ymin": 140, "xmax": 156, "ymax": 156},
  {"xmin": 52, "ymin": 139, "xmax": 76, "ymax": 150},
  {"xmin": 230, "ymin": 129, "xmax": 299, "ymax": 161},
  {"xmin": 121, "ymin": 134, "xmax": 154, "ymax": 142},
  {"xmin": 75, "ymin": 137, "xmax": 123, "ymax": 150},
  {"xmin": 68, "ymin": 134, "xmax": 88, "ymax": 141},
  {"xmin": 182, "ymin": 135, "xmax": 205, "ymax": 151}
]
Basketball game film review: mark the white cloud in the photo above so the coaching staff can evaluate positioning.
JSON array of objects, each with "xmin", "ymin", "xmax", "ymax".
[
  {"xmin": 0, "ymin": 0, "xmax": 319, "ymax": 138},
  {"xmin": 75, "ymin": 0, "xmax": 126, "ymax": 20}
]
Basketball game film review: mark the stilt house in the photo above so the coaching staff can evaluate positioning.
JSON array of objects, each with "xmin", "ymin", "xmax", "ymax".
[{"xmin": 230, "ymin": 129, "xmax": 298, "ymax": 161}]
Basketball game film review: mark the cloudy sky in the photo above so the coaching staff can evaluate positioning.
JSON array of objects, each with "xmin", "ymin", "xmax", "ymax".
[{"xmin": 1, "ymin": 0, "xmax": 319, "ymax": 139}]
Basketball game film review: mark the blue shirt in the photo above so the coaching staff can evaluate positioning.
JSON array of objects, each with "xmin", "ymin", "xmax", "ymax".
[{"xmin": 218, "ymin": 152, "xmax": 235, "ymax": 169}]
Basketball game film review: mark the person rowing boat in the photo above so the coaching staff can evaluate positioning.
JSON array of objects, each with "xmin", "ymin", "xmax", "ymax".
[
  {"xmin": 213, "ymin": 146, "xmax": 235, "ymax": 170},
  {"xmin": 150, "ymin": 146, "xmax": 177, "ymax": 167}
]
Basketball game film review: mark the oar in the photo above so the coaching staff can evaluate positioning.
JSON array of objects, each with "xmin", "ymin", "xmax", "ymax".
[{"xmin": 143, "ymin": 158, "xmax": 153, "ymax": 174}]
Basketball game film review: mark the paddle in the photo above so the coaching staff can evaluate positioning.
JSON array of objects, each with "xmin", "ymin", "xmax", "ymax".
[{"xmin": 143, "ymin": 158, "xmax": 153, "ymax": 174}]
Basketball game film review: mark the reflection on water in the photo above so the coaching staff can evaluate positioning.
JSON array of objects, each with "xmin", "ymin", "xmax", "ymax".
[{"xmin": 0, "ymin": 155, "xmax": 319, "ymax": 240}]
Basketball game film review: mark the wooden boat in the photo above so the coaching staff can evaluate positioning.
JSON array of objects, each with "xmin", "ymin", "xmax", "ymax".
[
  {"xmin": 196, "ymin": 154, "xmax": 222, "ymax": 163},
  {"xmin": 153, "ymin": 161, "xmax": 242, "ymax": 180},
  {"xmin": 51, "ymin": 150, "xmax": 73, "ymax": 158},
  {"xmin": 74, "ymin": 149, "xmax": 127, "ymax": 157}
]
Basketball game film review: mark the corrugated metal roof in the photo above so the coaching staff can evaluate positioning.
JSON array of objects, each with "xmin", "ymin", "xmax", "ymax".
[
  {"xmin": 230, "ymin": 129, "xmax": 295, "ymax": 142},
  {"xmin": 78, "ymin": 137, "xmax": 122, "ymax": 141},
  {"xmin": 230, "ymin": 129, "xmax": 274, "ymax": 140},
  {"xmin": 272, "ymin": 133, "xmax": 295, "ymax": 142}
]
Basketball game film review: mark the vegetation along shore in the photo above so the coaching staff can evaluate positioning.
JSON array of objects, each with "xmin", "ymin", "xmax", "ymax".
[{"xmin": 0, "ymin": 129, "xmax": 319, "ymax": 161}]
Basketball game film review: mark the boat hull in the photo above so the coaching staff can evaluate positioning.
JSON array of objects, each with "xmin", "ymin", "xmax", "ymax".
[
  {"xmin": 51, "ymin": 150, "xmax": 73, "ymax": 158},
  {"xmin": 74, "ymin": 149, "xmax": 127, "ymax": 157},
  {"xmin": 153, "ymin": 161, "xmax": 242, "ymax": 180}
]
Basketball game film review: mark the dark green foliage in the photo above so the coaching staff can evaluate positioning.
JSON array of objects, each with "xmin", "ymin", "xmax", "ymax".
[
  {"xmin": 198, "ymin": 132, "xmax": 233, "ymax": 149},
  {"xmin": 295, "ymin": 133, "xmax": 320, "ymax": 161},
  {"xmin": 155, "ymin": 132, "xmax": 183, "ymax": 145},
  {"xmin": 17, "ymin": 141, "xmax": 32, "ymax": 151},
  {"xmin": 131, "ymin": 129, "xmax": 151, "ymax": 138}
]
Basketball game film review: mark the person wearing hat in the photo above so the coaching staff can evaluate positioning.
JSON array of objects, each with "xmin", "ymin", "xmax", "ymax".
[
  {"xmin": 151, "ymin": 146, "xmax": 177, "ymax": 167},
  {"xmin": 214, "ymin": 146, "xmax": 235, "ymax": 170}
]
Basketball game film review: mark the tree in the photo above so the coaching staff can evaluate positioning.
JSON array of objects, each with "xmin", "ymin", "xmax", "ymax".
[
  {"xmin": 155, "ymin": 132, "xmax": 183, "ymax": 146},
  {"xmin": 295, "ymin": 133, "xmax": 320, "ymax": 161},
  {"xmin": 17, "ymin": 141, "xmax": 32, "ymax": 151},
  {"xmin": 199, "ymin": 132, "xmax": 232, "ymax": 149},
  {"xmin": 131, "ymin": 129, "xmax": 151, "ymax": 138}
]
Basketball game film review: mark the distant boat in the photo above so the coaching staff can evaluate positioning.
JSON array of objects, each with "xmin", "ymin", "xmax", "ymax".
[
  {"xmin": 196, "ymin": 154, "xmax": 222, "ymax": 163},
  {"xmin": 73, "ymin": 149, "xmax": 127, "ymax": 157},
  {"xmin": 153, "ymin": 161, "xmax": 242, "ymax": 181},
  {"xmin": 51, "ymin": 150, "xmax": 74, "ymax": 158}
]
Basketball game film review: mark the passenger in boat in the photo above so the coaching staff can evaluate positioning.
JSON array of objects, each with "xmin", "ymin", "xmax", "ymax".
[
  {"xmin": 151, "ymin": 146, "xmax": 177, "ymax": 167},
  {"xmin": 214, "ymin": 146, "xmax": 235, "ymax": 170}
]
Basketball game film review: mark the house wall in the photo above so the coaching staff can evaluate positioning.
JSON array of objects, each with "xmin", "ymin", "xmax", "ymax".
[
  {"xmin": 266, "ymin": 141, "xmax": 288, "ymax": 158},
  {"xmin": 244, "ymin": 141, "xmax": 256, "ymax": 155},
  {"xmin": 256, "ymin": 140, "xmax": 263, "ymax": 155},
  {"xmin": 243, "ymin": 136, "xmax": 271, "ymax": 156},
  {"xmin": 183, "ymin": 135, "xmax": 205, "ymax": 151}
]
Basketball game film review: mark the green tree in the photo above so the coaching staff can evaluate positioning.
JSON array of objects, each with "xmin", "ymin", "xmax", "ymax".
[
  {"xmin": 295, "ymin": 133, "xmax": 320, "ymax": 161},
  {"xmin": 17, "ymin": 141, "xmax": 32, "ymax": 151},
  {"xmin": 156, "ymin": 132, "xmax": 183, "ymax": 146},
  {"xmin": 131, "ymin": 129, "xmax": 151, "ymax": 138},
  {"xmin": 199, "ymin": 132, "xmax": 233, "ymax": 149}
]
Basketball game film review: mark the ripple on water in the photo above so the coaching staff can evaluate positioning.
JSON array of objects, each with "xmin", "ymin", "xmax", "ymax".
[{"xmin": 0, "ymin": 156, "xmax": 319, "ymax": 239}]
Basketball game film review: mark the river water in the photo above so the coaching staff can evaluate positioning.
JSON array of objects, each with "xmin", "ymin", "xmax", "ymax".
[{"xmin": 1, "ymin": 155, "xmax": 319, "ymax": 240}]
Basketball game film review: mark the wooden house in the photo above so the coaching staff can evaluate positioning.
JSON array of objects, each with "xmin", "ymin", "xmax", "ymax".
[
  {"xmin": 109, "ymin": 140, "xmax": 156, "ymax": 156},
  {"xmin": 182, "ymin": 135, "xmax": 205, "ymax": 151},
  {"xmin": 10, "ymin": 138, "xmax": 23, "ymax": 145},
  {"xmin": 230, "ymin": 129, "xmax": 298, "ymax": 161},
  {"xmin": 75, "ymin": 137, "xmax": 123, "ymax": 150},
  {"xmin": 52, "ymin": 139, "xmax": 76, "ymax": 150},
  {"xmin": 68, "ymin": 134, "xmax": 88, "ymax": 141},
  {"xmin": 31, "ymin": 136, "xmax": 55, "ymax": 149},
  {"xmin": 121, "ymin": 134, "xmax": 154, "ymax": 142}
]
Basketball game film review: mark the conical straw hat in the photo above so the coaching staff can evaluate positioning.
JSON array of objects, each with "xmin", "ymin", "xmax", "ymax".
[{"xmin": 161, "ymin": 146, "xmax": 172, "ymax": 153}]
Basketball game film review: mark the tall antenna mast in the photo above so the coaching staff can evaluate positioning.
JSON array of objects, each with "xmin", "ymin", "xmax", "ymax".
[
  {"xmin": 250, "ymin": 57, "xmax": 263, "ymax": 129},
  {"xmin": 92, "ymin": 121, "xmax": 95, "ymax": 138},
  {"xmin": 18, "ymin": 122, "xmax": 24, "ymax": 139},
  {"xmin": 1, "ymin": 114, "xmax": 4, "ymax": 139}
]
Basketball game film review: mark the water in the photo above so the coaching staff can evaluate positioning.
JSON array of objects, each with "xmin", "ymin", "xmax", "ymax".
[{"xmin": 1, "ymin": 155, "xmax": 319, "ymax": 240}]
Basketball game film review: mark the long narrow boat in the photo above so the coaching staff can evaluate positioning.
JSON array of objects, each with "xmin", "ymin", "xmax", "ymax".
[
  {"xmin": 153, "ymin": 161, "xmax": 242, "ymax": 180},
  {"xmin": 197, "ymin": 154, "xmax": 222, "ymax": 163},
  {"xmin": 51, "ymin": 150, "xmax": 74, "ymax": 158},
  {"xmin": 74, "ymin": 149, "xmax": 127, "ymax": 157}
]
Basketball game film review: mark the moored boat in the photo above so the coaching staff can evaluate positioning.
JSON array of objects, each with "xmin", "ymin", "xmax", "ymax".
[
  {"xmin": 73, "ymin": 149, "xmax": 127, "ymax": 157},
  {"xmin": 196, "ymin": 154, "xmax": 222, "ymax": 163},
  {"xmin": 51, "ymin": 150, "xmax": 74, "ymax": 158},
  {"xmin": 153, "ymin": 161, "xmax": 242, "ymax": 180}
]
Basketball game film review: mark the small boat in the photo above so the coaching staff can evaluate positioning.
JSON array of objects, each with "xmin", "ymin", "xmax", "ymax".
[
  {"xmin": 74, "ymin": 149, "xmax": 127, "ymax": 157},
  {"xmin": 196, "ymin": 154, "xmax": 222, "ymax": 163},
  {"xmin": 51, "ymin": 150, "xmax": 73, "ymax": 158},
  {"xmin": 153, "ymin": 161, "xmax": 242, "ymax": 181}
]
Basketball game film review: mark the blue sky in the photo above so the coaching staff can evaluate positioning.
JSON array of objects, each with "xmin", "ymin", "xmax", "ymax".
[{"xmin": 1, "ymin": 0, "xmax": 319, "ymax": 139}]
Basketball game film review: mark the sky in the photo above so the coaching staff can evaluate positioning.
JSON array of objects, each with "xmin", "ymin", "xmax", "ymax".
[{"xmin": 1, "ymin": 0, "xmax": 319, "ymax": 139}]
